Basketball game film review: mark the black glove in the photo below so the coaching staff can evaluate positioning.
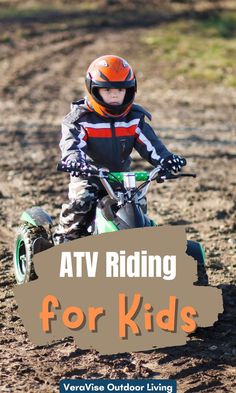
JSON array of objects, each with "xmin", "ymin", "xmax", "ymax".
[
  {"xmin": 64, "ymin": 159, "xmax": 90, "ymax": 177},
  {"xmin": 160, "ymin": 154, "xmax": 186, "ymax": 173}
]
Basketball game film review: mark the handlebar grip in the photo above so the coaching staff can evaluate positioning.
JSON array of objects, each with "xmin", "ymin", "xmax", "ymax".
[
  {"xmin": 57, "ymin": 162, "xmax": 70, "ymax": 172},
  {"xmin": 57, "ymin": 161, "xmax": 100, "ymax": 177},
  {"xmin": 165, "ymin": 172, "xmax": 196, "ymax": 179}
]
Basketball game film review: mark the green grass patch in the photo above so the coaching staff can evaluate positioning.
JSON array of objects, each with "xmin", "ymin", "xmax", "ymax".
[
  {"xmin": 142, "ymin": 12, "xmax": 236, "ymax": 87},
  {"xmin": 0, "ymin": 5, "xmax": 59, "ymax": 19},
  {"xmin": 0, "ymin": 1, "xmax": 99, "ymax": 19},
  {"xmin": 198, "ymin": 12, "xmax": 236, "ymax": 39}
]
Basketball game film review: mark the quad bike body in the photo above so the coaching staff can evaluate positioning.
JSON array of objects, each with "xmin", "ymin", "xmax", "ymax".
[{"xmin": 14, "ymin": 165, "xmax": 208, "ymax": 285}]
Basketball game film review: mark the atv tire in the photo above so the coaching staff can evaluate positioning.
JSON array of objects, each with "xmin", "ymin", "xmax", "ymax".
[
  {"xmin": 186, "ymin": 240, "xmax": 209, "ymax": 286},
  {"xmin": 14, "ymin": 225, "xmax": 49, "ymax": 284}
]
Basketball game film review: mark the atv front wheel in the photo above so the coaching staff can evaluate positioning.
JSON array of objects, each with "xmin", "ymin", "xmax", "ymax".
[{"xmin": 14, "ymin": 225, "xmax": 49, "ymax": 284}]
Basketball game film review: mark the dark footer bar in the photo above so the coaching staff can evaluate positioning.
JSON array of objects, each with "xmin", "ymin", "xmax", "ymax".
[{"xmin": 60, "ymin": 379, "xmax": 176, "ymax": 393}]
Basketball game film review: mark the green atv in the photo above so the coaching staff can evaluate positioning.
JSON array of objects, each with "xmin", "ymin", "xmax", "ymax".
[{"xmin": 14, "ymin": 164, "xmax": 208, "ymax": 285}]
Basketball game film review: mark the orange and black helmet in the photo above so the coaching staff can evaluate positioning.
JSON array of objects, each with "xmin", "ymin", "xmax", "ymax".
[{"xmin": 85, "ymin": 55, "xmax": 137, "ymax": 118}]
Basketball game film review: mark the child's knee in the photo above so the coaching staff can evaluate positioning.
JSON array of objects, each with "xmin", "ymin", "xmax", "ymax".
[{"xmin": 68, "ymin": 179, "xmax": 87, "ymax": 200}]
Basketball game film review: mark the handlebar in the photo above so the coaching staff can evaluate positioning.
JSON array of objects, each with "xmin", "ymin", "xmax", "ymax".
[
  {"xmin": 57, "ymin": 161, "xmax": 196, "ymax": 202},
  {"xmin": 57, "ymin": 162, "xmax": 196, "ymax": 182}
]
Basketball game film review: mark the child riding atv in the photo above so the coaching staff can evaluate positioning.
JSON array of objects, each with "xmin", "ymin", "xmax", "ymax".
[
  {"xmin": 14, "ymin": 55, "xmax": 208, "ymax": 285},
  {"xmin": 54, "ymin": 55, "xmax": 186, "ymax": 243}
]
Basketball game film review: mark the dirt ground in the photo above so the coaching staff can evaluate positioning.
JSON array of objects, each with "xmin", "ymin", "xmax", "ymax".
[{"xmin": 0, "ymin": 2, "xmax": 236, "ymax": 392}]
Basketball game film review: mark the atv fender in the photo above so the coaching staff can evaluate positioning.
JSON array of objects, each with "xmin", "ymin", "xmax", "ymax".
[
  {"xmin": 186, "ymin": 240, "xmax": 208, "ymax": 286},
  {"xmin": 186, "ymin": 240, "xmax": 205, "ymax": 265},
  {"xmin": 20, "ymin": 207, "xmax": 53, "ymax": 227},
  {"xmin": 33, "ymin": 237, "xmax": 53, "ymax": 254}
]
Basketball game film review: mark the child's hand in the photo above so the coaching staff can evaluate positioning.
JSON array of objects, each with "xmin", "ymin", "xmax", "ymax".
[
  {"xmin": 160, "ymin": 154, "xmax": 186, "ymax": 173},
  {"xmin": 63, "ymin": 159, "xmax": 98, "ymax": 177},
  {"xmin": 63, "ymin": 159, "xmax": 82, "ymax": 177}
]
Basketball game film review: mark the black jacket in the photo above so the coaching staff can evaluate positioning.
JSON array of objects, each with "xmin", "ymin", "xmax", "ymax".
[{"xmin": 60, "ymin": 99, "xmax": 171, "ymax": 171}]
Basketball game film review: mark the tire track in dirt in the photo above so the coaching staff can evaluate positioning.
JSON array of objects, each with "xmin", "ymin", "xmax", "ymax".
[{"xmin": 0, "ymin": 34, "xmax": 94, "ymax": 95}]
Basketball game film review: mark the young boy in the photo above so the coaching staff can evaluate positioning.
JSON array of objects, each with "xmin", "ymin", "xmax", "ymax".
[{"xmin": 55, "ymin": 55, "xmax": 186, "ymax": 243}]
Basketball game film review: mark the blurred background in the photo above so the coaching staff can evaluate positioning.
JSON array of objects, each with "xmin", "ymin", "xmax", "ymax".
[
  {"xmin": 0, "ymin": 0, "xmax": 235, "ymax": 126},
  {"xmin": 0, "ymin": 1, "xmax": 236, "ymax": 392}
]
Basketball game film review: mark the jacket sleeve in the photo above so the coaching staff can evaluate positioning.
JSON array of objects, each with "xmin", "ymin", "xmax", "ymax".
[
  {"xmin": 134, "ymin": 118, "xmax": 171, "ymax": 166},
  {"xmin": 59, "ymin": 120, "xmax": 88, "ymax": 162}
]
